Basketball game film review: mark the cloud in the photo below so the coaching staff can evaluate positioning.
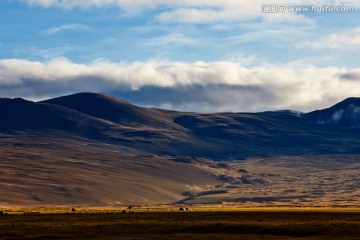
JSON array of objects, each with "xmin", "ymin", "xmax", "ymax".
[
  {"xmin": 0, "ymin": 58, "xmax": 360, "ymax": 112},
  {"xmin": 143, "ymin": 34, "xmax": 195, "ymax": 46},
  {"xmin": 21, "ymin": 0, "xmax": 354, "ymax": 24},
  {"xmin": 298, "ymin": 27, "xmax": 360, "ymax": 49},
  {"xmin": 20, "ymin": 0, "xmax": 360, "ymax": 9},
  {"xmin": 328, "ymin": 106, "xmax": 360, "ymax": 124},
  {"xmin": 37, "ymin": 47, "xmax": 73, "ymax": 58},
  {"xmin": 211, "ymin": 24, "xmax": 233, "ymax": 31},
  {"xmin": 227, "ymin": 28, "xmax": 302, "ymax": 43},
  {"xmin": 44, "ymin": 24, "xmax": 90, "ymax": 35},
  {"xmin": 156, "ymin": 6, "xmax": 312, "ymax": 24},
  {"xmin": 331, "ymin": 110, "xmax": 344, "ymax": 123},
  {"xmin": 15, "ymin": 46, "xmax": 74, "ymax": 60},
  {"xmin": 339, "ymin": 71, "xmax": 360, "ymax": 81}
]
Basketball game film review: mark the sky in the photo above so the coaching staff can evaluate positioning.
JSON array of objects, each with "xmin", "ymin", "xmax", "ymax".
[{"xmin": 1, "ymin": 0, "xmax": 360, "ymax": 112}]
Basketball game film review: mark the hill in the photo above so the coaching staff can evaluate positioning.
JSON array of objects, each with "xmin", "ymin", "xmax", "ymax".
[
  {"xmin": 1, "ymin": 93, "xmax": 360, "ymax": 159},
  {"xmin": 41, "ymin": 92, "xmax": 177, "ymax": 129},
  {"xmin": 304, "ymin": 97, "xmax": 360, "ymax": 128},
  {"xmin": 0, "ymin": 97, "xmax": 112, "ymax": 133}
]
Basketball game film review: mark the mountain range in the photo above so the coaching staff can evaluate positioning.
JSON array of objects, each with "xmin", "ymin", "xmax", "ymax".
[
  {"xmin": 0, "ymin": 93, "xmax": 359, "ymax": 207},
  {"xmin": 1, "ymin": 92, "xmax": 360, "ymax": 159}
]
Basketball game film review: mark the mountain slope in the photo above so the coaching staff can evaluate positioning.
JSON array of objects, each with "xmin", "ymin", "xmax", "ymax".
[
  {"xmin": 41, "ymin": 92, "xmax": 177, "ymax": 129},
  {"xmin": 39, "ymin": 93, "xmax": 360, "ymax": 158},
  {"xmin": 2, "ymin": 93, "xmax": 360, "ymax": 159},
  {"xmin": 0, "ymin": 98, "xmax": 113, "ymax": 134},
  {"xmin": 172, "ymin": 111, "xmax": 360, "ymax": 158},
  {"xmin": 0, "ymin": 132, "xmax": 220, "ymax": 207},
  {"xmin": 304, "ymin": 97, "xmax": 360, "ymax": 128}
]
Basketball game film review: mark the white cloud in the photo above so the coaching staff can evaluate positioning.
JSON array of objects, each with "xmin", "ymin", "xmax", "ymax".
[
  {"xmin": 331, "ymin": 110, "xmax": 344, "ymax": 122},
  {"xmin": 44, "ymin": 24, "xmax": 90, "ymax": 35},
  {"xmin": 0, "ymin": 58, "xmax": 359, "ymax": 112},
  {"xmin": 228, "ymin": 29, "xmax": 300, "ymax": 43},
  {"xmin": 21, "ymin": 0, "xmax": 360, "ymax": 9},
  {"xmin": 12, "ymin": 46, "xmax": 75, "ymax": 61},
  {"xmin": 22, "ymin": 0, "xmax": 359, "ymax": 24},
  {"xmin": 29, "ymin": 46, "xmax": 73, "ymax": 59},
  {"xmin": 156, "ymin": 7, "xmax": 253, "ymax": 24},
  {"xmin": 298, "ymin": 27, "xmax": 360, "ymax": 49},
  {"xmin": 156, "ymin": 5, "xmax": 312, "ymax": 24},
  {"xmin": 143, "ymin": 34, "xmax": 195, "ymax": 46},
  {"xmin": 211, "ymin": 24, "xmax": 233, "ymax": 31}
]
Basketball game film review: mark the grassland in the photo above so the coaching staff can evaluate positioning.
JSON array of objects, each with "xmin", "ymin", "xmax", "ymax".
[{"xmin": 0, "ymin": 209, "xmax": 359, "ymax": 240}]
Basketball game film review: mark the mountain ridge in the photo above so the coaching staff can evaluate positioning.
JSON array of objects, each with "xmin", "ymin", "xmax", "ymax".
[
  {"xmin": 305, "ymin": 97, "xmax": 360, "ymax": 128},
  {"xmin": 0, "ymin": 96, "xmax": 113, "ymax": 132},
  {"xmin": 1, "ymin": 93, "xmax": 360, "ymax": 159},
  {"xmin": 41, "ymin": 92, "xmax": 177, "ymax": 129}
]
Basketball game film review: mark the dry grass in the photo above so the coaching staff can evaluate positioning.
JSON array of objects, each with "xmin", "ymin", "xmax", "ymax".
[{"xmin": 0, "ymin": 210, "xmax": 359, "ymax": 240}]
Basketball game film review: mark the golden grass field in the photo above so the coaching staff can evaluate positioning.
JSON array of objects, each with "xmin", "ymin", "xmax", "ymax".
[{"xmin": 0, "ymin": 207, "xmax": 360, "ymax": 240}]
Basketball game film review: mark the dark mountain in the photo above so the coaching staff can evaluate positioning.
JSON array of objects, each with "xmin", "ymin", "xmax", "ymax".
[
  {"xmin": 0, "ymin": 97, "xmax": 112, "ymax": 134},
  {"xmin": 304, "ymin": 97, "xmax": 360, "ymax": 128},
  {"xmin": 41, "ymin": 92, "xmax": 176, "ymax": 129},
  {"xmin": 1, "ymin": 93, "xmax": 360, "ymax": 159},
  {"xmin": 172, "ymin": 111, "xmax": 360, "ymax": 158}
]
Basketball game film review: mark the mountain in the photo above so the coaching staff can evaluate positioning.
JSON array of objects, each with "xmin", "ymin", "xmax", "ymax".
[
  {"xmin": 41, "ymin": 92, "xmax": 176, "ymax": 129},
  {"xmin": 0, "ymin": 97, "xmax": 112, "ymax": 133},
  {"xmin": 304, "ymin": 97, "xmax": 360, "ymax": 128},
  {"xmin": 1, "ymin": 93, "xmax": 360, "ymax": 159},
  {"xmin": 1, "ymin": 93, "xmax": 360, "ymax": 207}
]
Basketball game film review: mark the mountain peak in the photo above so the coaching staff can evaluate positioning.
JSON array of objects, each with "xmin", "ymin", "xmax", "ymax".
[
  {"xmin": 51, "ymin": 92, "xmax": 131, "ymax": 104},
  {"xmin": 332, "ymin": 97, "xmax": 360, "ymax": 107},
  {"xmin": 0, "ymin": 96, "xmax": 110, "ymax": 132},
  {"xmin": 41, "ymin": 92, "xmax": 173, "ymax": 128},
  {"xmin": 0, "ymin": 97, "xmax": 32, "ymax": 103},
  {"xmin": 305, "ymin": 97, "xmax": 360, "ymax": 128}
]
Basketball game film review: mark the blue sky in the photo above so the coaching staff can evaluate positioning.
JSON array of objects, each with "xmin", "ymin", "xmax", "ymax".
[{"xmin": 1, "ymin": 0, "xmax": 360, "ymax": 112}]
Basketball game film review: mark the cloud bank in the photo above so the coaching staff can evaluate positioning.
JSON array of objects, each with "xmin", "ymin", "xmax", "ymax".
[{"xmin": 1, "ymin": 58, "xmax": 359, "ymax": 112}]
